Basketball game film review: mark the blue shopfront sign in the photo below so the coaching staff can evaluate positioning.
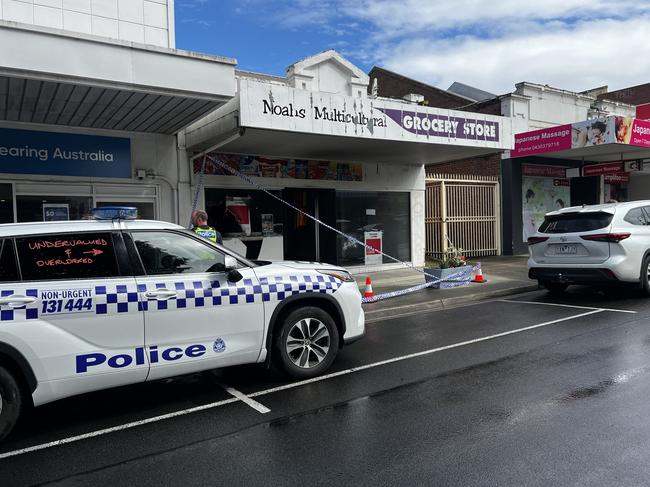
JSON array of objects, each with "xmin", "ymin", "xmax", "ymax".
[{"xmin": 0, "ymin": 128, "xmax": 131, "ymax": 178}]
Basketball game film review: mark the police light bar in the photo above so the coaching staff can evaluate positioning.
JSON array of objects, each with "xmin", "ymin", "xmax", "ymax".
[{"xmin": 92, "ymin": 207, "xmax": 138, "ymax": 220}]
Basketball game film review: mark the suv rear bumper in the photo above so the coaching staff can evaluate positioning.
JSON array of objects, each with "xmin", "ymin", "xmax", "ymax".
[{"xmin": 529, "ymin": 267, "xmax": 620, "ymax": 284}]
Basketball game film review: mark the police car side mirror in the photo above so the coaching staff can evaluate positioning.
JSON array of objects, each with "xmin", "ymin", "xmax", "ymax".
[
  {"xmin": 224, "ymin": 255, "xmax": 243, "ymax": 283},
  {"xmin": 227, "ymin": 269, "xmax": 243, "ymax": 283},
  {"xmin": 224, "ymin": 255, "xmax": 237, "ymax": 270}
]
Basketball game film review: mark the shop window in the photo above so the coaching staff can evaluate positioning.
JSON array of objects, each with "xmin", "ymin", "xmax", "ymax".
[
  {"xmin": 205, "ymin": 189, "xmax": 284, "ymax": 236},
  {"xmin": 132, "ymin": 231, "xmax": 225, "ymax": 275},
  {"xmin": 0, "ymin": 184, "xmax": 13, "ymax": 224},
  {"xmin": 335, "ymin": 192, "xmax": 411, "ymax": 266},
  {"xmin": 16, "ymin": 196, "xmax": 93, "ymax": 222},
  {"xmin": 204, "ymin": 189, "xmax": 285, "ymax": 259},
  {"xmin": 16, "ymin": 233, "xmax": 119, "ymax": 281},
  {"xmin": 0, "ymin": 240, "xmax": 19, "ymax": 282}
]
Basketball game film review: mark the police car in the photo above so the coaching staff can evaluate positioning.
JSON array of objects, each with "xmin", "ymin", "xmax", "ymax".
[{"xmin": 0, "ymin": 208, "xmax": 365, "ymax": 441}]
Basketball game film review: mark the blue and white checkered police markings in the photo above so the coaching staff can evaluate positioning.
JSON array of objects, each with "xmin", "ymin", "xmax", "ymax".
[{"xmin": 76, "ymin": 343, "xmax": 210, "ymax": 373}]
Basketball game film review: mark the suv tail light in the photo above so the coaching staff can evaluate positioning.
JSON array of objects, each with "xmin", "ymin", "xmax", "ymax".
[
  {"xmin": 527, "ymin": 236, "xmax": 549, "ymax": 245},
  {"xmin": 580, "ymin": 233, "xmax": 631, "ymax": 243}
]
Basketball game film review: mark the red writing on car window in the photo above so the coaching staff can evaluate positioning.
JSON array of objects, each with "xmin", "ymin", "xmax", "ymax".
[
  {"xmin": 36, "ymin": 258, "xmax": 95, "ymax": 267},
  {"xmin": 28, "ymin": 239, "xmax": 108, "ymax": 251}
]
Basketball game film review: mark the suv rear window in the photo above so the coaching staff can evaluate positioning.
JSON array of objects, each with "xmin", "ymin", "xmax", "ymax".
[
  {"xmin": 538, "ymin": 212, "xmax": 613, "ymax": 234},
  {"xmin": 16, "ymin": 233, "xmax": 119, "ymax": 281}
]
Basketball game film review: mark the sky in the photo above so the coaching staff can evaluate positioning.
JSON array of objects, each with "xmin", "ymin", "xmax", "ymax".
[{"xmin": 175, "ymin": 0, "xmax": 650, "ymax": 95}]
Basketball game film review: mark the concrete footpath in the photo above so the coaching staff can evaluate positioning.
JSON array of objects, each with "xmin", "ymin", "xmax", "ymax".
[{"xmin": 355, "ymin": 256, "xmax": 538, "ymax": 321}]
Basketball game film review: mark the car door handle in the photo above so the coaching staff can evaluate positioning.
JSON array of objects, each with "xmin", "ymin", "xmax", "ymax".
[
  {"xmin": 0, "ymin": 295, "xmax": 37, "ymax": 308},
  {"xmin": 144, "ymin": 290, "xmax": 177, "ymax": 301}
]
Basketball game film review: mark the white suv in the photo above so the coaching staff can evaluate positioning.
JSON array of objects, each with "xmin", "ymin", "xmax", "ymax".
[
  {"xmin": 528, "ymin": 201, "xmax": 650, "ymax": 294},
  {"xmin": 0, "ymin": 211, "xmax": 364, "ymax": 440}
]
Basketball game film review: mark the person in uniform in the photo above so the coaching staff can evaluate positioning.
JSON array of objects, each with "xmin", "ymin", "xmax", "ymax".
[{"xmin": 191, "ymin": 210, "xmax": 222, "ymax": 244}]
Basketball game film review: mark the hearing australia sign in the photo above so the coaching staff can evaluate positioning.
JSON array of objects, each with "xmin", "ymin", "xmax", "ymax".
[
  {"xmin": 0, "ymin": 128, "xmax": 131, "ymax": 178},
  {"xmin": 238, "ymin": 79, "xmax": 510, "ymax": 149}
]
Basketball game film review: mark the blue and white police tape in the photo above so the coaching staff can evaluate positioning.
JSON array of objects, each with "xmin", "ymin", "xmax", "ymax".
[
  {"xmin": 205, "ymin": 155, "xmax": 478, "ymax": 302},
  {"xmin": 361, "ymin": 263, "xmax": 481, "ymax": 303}
]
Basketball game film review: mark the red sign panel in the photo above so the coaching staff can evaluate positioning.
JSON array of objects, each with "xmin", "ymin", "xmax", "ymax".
[
  {"xmin": 512, "ymin": 125, "xmax": 572, "ymax": 157},
  {"xmin": 604, "ymin": 173, "xmax": 630, "ymax": 184},
  {"xmin": 582, "ymin": 162, "xmax": 624, "ymax": 177},
  {"xmin": 521, "ymin": 164, "xmax": 567, "ymax": 178},
  {"xmin": 636, "ymin": 103, "xmax": 650, "ymax": 121}
]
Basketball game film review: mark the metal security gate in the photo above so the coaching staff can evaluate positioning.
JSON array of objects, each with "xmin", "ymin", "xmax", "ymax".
[{"xmin": 425, "ymin": 173, "xmax": 500, "ymax": 259}]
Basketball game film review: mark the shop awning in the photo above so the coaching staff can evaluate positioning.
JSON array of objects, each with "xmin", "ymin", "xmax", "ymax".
[
  {"xmin": 186, "ymin": 79, "xmax": 513, "ymax": 164},
  {"xmin": 0, "ymin": 22, "xmax": 236, "ymax": 134},
  {"xmin": 511, "ymin": 116, "xmax": 650, "ymax": 163},
  {"xmin": 189, "ymin": 126, "xmax": 506, "ymax": 165}
]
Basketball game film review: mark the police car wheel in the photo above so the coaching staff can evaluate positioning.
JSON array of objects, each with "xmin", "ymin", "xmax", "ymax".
[
  {"xmin": 275, "ymin": 306, "xmax": 339, "ymax": 379},
  {"xmin": 0, "ymin": 366, "xmax": 22, "ymax": 441}
]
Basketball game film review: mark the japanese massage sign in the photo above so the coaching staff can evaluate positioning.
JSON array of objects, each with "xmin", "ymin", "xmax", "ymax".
[
  {"xmin": 238, "ymin": 79, "xmax": 511, "ymax": 149},
  {"xmin": 512, "ymin": 116, "xmax": 650, "ymax": 157}
]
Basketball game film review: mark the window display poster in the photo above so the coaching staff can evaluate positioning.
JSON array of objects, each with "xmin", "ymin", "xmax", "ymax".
[
  {"xmin": 195, "ymin": 153, "xmax": 363, "ymax": 181},
  {"xmin": 522, "ymin": 177, "xmax": 570, "ymax": 241},
  {"xmin": 261, "ymin": 213, "xmax": 274, "ymax": 236},
  {"xmin": 43, "ymin": 203, "xmax": 70, "ymax": 221},
  {"xmin": 225, "ymin": 197, "xmax": 251, "ymax": 236},
  {"xmin": 364, "ymin": 231, "xmax": 383, "ymax": 265}
]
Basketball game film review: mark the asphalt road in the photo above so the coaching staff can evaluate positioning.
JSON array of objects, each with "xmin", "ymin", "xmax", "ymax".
[{"xmin": 3, "ymin": 286, "xmax": 650, "ymax": 486}]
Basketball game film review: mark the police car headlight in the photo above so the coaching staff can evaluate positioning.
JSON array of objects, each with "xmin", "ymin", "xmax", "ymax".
[{"xmin": 318, "ymin": 269, "xmax": 354, "ymax": 282}]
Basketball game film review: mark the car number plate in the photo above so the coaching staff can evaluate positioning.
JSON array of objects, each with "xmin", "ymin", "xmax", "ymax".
[{"xmin": 556, "ymin": 244, "xmax": 578, "ymax": 254}]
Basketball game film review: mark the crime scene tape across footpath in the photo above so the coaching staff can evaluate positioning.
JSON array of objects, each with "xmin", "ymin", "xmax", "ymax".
[{"xmin": 201, "ymin": 155, "xmax": 482, "ymax": 303}]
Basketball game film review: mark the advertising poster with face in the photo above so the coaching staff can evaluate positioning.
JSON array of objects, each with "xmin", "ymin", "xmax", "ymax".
[
  {"xmin": 571, "ymin": 119, "xmax": 611, "ymax": 148},
  {"xmin": 522, "ymin": 177, "xmax": 570, "ymax": 241}
]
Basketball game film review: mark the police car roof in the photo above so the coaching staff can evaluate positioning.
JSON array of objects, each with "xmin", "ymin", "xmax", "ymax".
[{"xmin": 0, "ymin": 219, "xmax": 184, "ymax": 237}]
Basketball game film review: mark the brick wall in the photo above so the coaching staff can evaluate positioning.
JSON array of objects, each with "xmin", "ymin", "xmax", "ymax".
[
  {"xmin": 598, "ymin": 83, "xmax": 650, "ymax": 105},
  {"xmin": 426, "ymin": 153, "xmax": 502, "ymax": 177},
  {"xmin": 368, "ymin": 66, "xmax": 470, "ymax": 109},
  {"xmin": 459, "ymin": 98, "xmax": 503, "ymax": 115}
]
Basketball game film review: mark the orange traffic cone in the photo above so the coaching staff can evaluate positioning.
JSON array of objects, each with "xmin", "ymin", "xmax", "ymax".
[
  {"xmin": 363, "ymin": 276, "xmax": 375, "ymax": 298},
  {"xmin": 473, "ymin": 266, "xmax": 486, "ymax": 283}
]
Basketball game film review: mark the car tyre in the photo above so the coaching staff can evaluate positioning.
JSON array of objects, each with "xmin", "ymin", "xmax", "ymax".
[
  {"xmin": 543, "ymin": 282, "xmax": 568, "ymax": 296},
  {"xmin": 274, "ymin": 306, "xmax": 339, "ymax": 379},
  {"xmin": 641, "ymin": 255, "xmax": 650, "ymax": 297},
  {"xmin": 0, "ymin": 366, "xmax": 22, "ymax": 441}
]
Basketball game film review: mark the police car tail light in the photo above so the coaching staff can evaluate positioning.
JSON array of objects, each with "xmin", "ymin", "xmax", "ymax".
[
  {"xmin": 92, "ymin": 207, "xmax": 138, "ymax": 220},
  {"xmin": 318, "ymin": 269, "xmax": 354, "ymax": 282}
]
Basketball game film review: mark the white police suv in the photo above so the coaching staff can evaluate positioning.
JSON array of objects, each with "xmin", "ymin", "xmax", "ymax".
[{"xmin": 0, "ymin": 208, "xmax": 364, "ymax": 440}]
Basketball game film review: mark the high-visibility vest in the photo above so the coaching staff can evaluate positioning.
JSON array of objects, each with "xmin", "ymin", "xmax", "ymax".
[{"xmin": 193, "ymin": 226, "xmax": 218, "ymax": 243}]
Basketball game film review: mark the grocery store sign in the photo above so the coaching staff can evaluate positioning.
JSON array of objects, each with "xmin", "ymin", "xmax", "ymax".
[{"xmin": 240, "ymin": 79, "xmax": 510, "ymax": 149}]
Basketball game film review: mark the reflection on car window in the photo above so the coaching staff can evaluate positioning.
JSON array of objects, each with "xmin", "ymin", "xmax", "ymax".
[
  {"xmin": 133, "ymin": 232, "xmax": 225, "ymax": 275},
  {"xmin": 624, "ymin": 208, "xmax": 648, "ymax": 226},
  {"xmin": 539, "ymin": 212, "xmax": 613, "ymax": 233},
  {"xmin": 0, "ymin": 240, "xmax": 19, "ymax": 282}
]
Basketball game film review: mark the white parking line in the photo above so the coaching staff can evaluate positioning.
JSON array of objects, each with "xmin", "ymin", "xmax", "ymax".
[
  {"xmin": 499, "ymin": 299, "xmax": 637, "ymax": 314},
  {"xmin": 0, "ymin": 308, "xmax": 606, "ymax": 460},
  {"xmin": 218, "ymin": 382, "xmax": 271, "ymax": 414},
  {"xmin": 0, "ymin": 397, "xmax": 238, "ymax": 460}
]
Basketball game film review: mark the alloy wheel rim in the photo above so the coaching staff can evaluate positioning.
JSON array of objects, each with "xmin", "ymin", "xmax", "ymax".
[
  {"xmin": 647, "ymin": 262, "xmax": 650, "ymax": 281},
  {"xmin": 286, "ymin": 318, "xmax": 330, "ymax": 369}
]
